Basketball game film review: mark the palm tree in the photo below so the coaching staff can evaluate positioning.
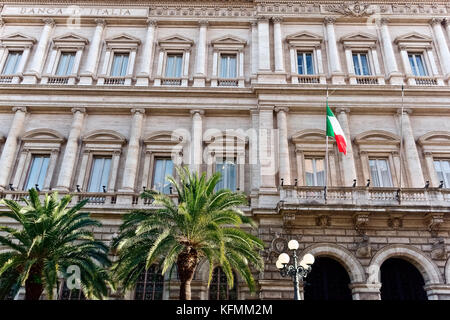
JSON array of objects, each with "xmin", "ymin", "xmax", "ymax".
[
  {"xmin": 112, "ymin": 166, "xmax": 264, "ymax": 300},
  {"xmin": 0, "ymin": 189, "xmax": 112, "ymax": 300}
]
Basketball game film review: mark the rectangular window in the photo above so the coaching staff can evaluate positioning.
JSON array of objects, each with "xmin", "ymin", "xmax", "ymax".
[
  {"xmin": 434, "ymin": 159, "xmax": 450, "ymax": 188},
  {"xmin": 304, "ymin": 158, "xmax": 325, "ymax": 186},
  {"xmin": 297, "ymin": 52, "xmax": 314, "ymax": 75},
  {"xmin": 88, "ymin": 156, "xmax": 112, "ymax": 192},
  {"xmin": 2, "ymin": 51, "xmax": 22, "ymax": 75},
  {"xmin": 408, "ymin": 53, "xmax": 427, "ymax": 76},
  {"xmin": 220, "ymin": 54, "xmax": 237, "ymax": 78},
  {"xmin": 24, "ymin": 155, "xmax": 50, "ymax": 191},
  {"xmin": 165, "ymin": 54, "xmax": 183, "ymax": 78},
  {"xmin": 110, "ymin": 53, "xmax": 129, "ymax": 77},
  {"xmin": 215, "ymin": 159, "xmax": 237, "ymax": 191},
  {"xmin": 55, "ymin": 52, "xmax": 76, "ymax": 76},
  {"xmin": 152, "ymin": 158, "xmax": 174, "ymax": 194},
  {"xmin": 369, "ymin": 159, "xmax": 393, "ymax": 187},
  {"xmin": 352, "ymin": 52, "xmax": 371, "ymax": 76}
]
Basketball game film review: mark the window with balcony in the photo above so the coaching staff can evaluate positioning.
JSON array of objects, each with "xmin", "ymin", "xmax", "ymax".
[
  {"xmin": 24, "ymin": 155, "xmax": 50, "ymax": 191},
  {"xmin": 152, "ymin": 158, "xmax": 174, "ymax": 194},
  {"xmin": 408, "ymin": 53, "xmax": 427, "ymax": 77},
  {"xmin": 41, "ymin": 33, "xmax": 88, "ymax": 85},
  {"xmin": 395, "ymin": 33, "xmax": 442, "ymax": 86},
  {"xmin": 434, "ymin": 159, "xmax": 450, "ymax": 188},
  {"xmin": 0, "ymin": 33, "xmax": 36, "ymax": 84},
  {"xmin": 209, "ymin": 267, "xmax": 237, "ymax": 300},
  {"xmin": 2, "ymin": 51, "xmax": 22, "ymax": 75},
  {"xmin": 211, "ymin": 35, "xmax": 246, "ymax": 87},
  {"xmin": 215, "ymin": 159, "xmax": 237, "ymax": 191},
  {"xmin": 87, "ymin": 156, "xmax": 112, "ymax": 193},
  {"xmin": 297, "ymin": 51, "xmax": 314, "ymax": 75},
  {"xmin": 134, "ymin": 265, "xmax": 164, "ymax": 300},
  {"xmin": 305, "ymin": 158, "xmax": 325, "ymax": 187},
  {"xmin": 340, "ymin": 33, "xmax": 383, "ymax": 85},
  {"xmin": 155, "ymin": 35, "xmax": 193, "ymax": 87},
  {"xmin": 369, "ymin": 158, "xmax": 393, "ymax": 187},
  {"xmin": 286, "ymin": 32, "xmax": 325, "ymax": 84},
  {"xmin": 352, "ymin": 52, "xmax": 371, "ymax": 76},
  {"xmin": 55, "ymin": 52, "xmax": 75, "ymax": 76}
]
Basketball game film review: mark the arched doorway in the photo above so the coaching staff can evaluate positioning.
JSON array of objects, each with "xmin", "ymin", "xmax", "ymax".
[
  {"xmin": 303, "ymin": 257, "xmax": 352, "ymax": 300},
  {"xmin": 380, "ymin": 258, "xmax": 427, "ymax": 300}
]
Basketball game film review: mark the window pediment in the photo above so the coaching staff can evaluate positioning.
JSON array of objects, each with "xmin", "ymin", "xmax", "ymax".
[
  {"xmin": 418, "ymin": 131, "xmax": 450, "ymax": 154},
  {"xmin": 286, "ymin": 31, "xmax": 323, "ymax": 48},
  {"xmin": 158, "ymin": 35, "xmax": 193, "ymax": 50},
  {"xmin": 355, "ymin": 130, "xmax": 400, "ymax": 145},
  {"xmin": 211, "ymin": 35, "xmax": 246, "ymax": 51},
  {"xmin": 105, "ymin": 33, "xmax": 141, "ymax": 50},
  {"xmin": 22, "ymin": 129, "xmax": 65, "ymax": 143},
  {"xmin": 144, "ymin": 131, "xmax": 185, "ymax": 154},
  {"xmin": 291, "ymin": 129, "xmax": 334, "ymax": 152},
  {"xmin": 1, "ymin": 33, "xmax": 36, "ymax": 48},
  {"xmin": 341, "ymin": 32, "xmax": 377, "ymax": 48},
  {"xmin": 83, "ymin": 130, "xmax": 126, "ymax": 145},
  {"xmin": 52, "ymin": 33, "xmax": 89, "ymax": 49},
  {"xmin": 21, "ymin": 129, "xmax": 65, "ymax": 152},
  {"xmin": 395, "ymin": 32, "xmax": 433, "ymax": 48}
]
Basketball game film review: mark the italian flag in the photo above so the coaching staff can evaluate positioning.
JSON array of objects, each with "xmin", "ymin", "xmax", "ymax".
[{"xmin": 326, "ymin": 103, "xmax": 348, "ymax": 155}]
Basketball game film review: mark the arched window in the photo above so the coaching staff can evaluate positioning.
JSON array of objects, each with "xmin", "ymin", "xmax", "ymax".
[
  {"xmin": 134, "ymin": 265, "xmax": 164, "ymax": 300},
  {"xmin": 58, "ymin": 281, "xmax": 86, "ymax": 300},
  {"xmin": 380, "ymin": 258, "xmax": 427, "ymax": 300},
  {"xmin": 209, "ymin": 267, "xmax": 237, "ymax": 300},
  {"xmin": 304, "ymin": 257, "xmax": 352, "ymax": 300}
]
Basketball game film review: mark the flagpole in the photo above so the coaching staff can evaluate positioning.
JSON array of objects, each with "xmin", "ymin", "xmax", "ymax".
[{"xmin": 325, "ymin": 85, "xmax": 329, "ymax": 200}]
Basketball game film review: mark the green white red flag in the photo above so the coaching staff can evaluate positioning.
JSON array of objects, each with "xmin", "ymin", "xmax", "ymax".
[{"xmin": 326, "ymin": 103, "xmax": 348, "ymax": 155}]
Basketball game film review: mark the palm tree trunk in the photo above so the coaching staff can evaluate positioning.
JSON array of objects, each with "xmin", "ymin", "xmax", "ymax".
[
  {"xmin": 177, "ymin": 247, "xmax": 198, "ymax": 300},
  {"xmin": 24, "ymin": 265, "xmax": 43, "ymax": 300}
]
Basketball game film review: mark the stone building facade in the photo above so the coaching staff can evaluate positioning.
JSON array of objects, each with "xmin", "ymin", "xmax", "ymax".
[{"xmin": 0, "ymin": 0, "xmax": 450, "ymax": 300}]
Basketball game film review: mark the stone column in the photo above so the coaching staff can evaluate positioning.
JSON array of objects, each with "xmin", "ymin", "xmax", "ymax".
[
  {"xmin": 430, "ymin": 18, "xmax": 450, "ymax": 79},
  {"xmin": 120, "ymin": 109, "xmax": 145, "ymax": 192},
  {"xmin": 190, "ymin": 110, "xmax": 204, "ymax": 173},
  {"xmin": 445, "ymin": 18, "xmax": 450, "ymax": 48},
  {"xmin": 22, "ymin": 19, "xmax": 54, "ymax": 84},
  {"xmin": 136, "ymin": 19, "xmax": 157, "ymax": 86},
  {"xmin": 336, "ymin": 108, "xmax": 357, "ymax": 186},
  {"xmin": 193, "ymin": 20, "xmax": 208, "ymax": 87},
  {"xmin": 54, "ymin": 108, "xmax": 86, "ymax": 191},
  {"xmin": 275, "ymin": 107, "xmax": 291, "ymax": 185},
  {"xmin": 251, "ymin": 21, "xmax": 258, "ymax": 77},
  {"xmin": 397, "ymin": 109, "xmax": 425, "ymax": 188},
  {"xmin": 272, "ymin": 17, "xmax": 285, "ymax": 72},
  {"xmin": 259, "ymin": 106, "xmax": 277, "ymax": 192},
  {"xmin": 257, "ymin": 17, "xmax": 271, "ymax": 72},
  {"xmin": 249, "ymin": 109, "xmax": 260, "ymax": 195},
  {"xmin": 0, "ymin": 107, "xmax": 27, "ymax": 190},
  {"xmin": 378, "ymin": 18, "xmax": 403, "ymax": 85},
  {"xmin": 79, "ymin": 19, "xmax": 106, "ymax": 85},
  {"xmin": 324, "ymin": 17, "xmax": 345, "ymax": 84}
]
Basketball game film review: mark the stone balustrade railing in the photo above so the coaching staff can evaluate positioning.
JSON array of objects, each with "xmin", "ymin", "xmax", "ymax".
[
  {"xmin": 280, "ymin": 186, "xmax": 450, "ymax": 208},
  {"xmin": 0, "ymin": 190, "xmax": 179, "ymax": 211}
]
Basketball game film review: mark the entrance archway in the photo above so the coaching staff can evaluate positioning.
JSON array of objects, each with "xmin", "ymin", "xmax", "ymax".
[
  {"xmin": 380, "ymin": 258, "xmax": 427, "ymax": 300},
  {"xmin": 303, "ymin": 257, "xmax": 352, "ymax": 300}
]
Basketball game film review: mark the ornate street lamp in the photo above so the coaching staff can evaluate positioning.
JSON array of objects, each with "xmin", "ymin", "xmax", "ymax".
[{"xmin": 275, "ymin": 239, "xmax": 315, "ymax": 300}]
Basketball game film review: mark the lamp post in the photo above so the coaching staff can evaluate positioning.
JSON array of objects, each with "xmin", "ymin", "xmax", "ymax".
[{"xmin": 276, "ymin": 240, "xmax": 315, "ymax": 300}]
